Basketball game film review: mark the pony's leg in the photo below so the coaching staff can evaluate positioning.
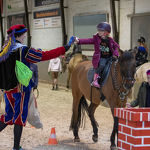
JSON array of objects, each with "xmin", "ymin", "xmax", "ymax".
[
  {"xmin": 88, "ymin": 103, "xmax": 99, "ymax": 142},
  {"xmin": 110, "ymin": 108, "xmax": 118, "ymax": 149},
  {"xmin": 70, "ymin": 97, "xmax": 81, "ymax": 142}
]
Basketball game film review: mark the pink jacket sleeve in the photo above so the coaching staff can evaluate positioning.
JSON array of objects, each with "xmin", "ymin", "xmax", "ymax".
[
  {"xmin": 109, "ymin": 37, "xmax": 120, "ymax": 57},
  {"xmin": 79, "ymin": 38, "xmax": 94, "ymax": 44},
  {"xmin": 113, "ymin": 41, "xmax": 119, "ymax": 57}
]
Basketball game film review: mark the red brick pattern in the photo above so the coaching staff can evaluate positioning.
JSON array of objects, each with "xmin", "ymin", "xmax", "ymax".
[{"xmin": 115, "ymin": 108, "xmax": 150, "ymax": 149}]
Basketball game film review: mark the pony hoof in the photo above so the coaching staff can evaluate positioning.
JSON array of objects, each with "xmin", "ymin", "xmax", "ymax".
[
  {"xmin": 92, "ymin": 135, "xmax": 98, "ymax": 142},
  {"xmin": 74, "ymin": 137, "xmax": 80, "ymax": 142},
  {"xmin": 110, "ymin": 144, "xmax": 117, "ymax": 150}
]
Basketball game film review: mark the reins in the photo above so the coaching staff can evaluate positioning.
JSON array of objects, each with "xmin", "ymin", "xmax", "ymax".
[{"xmin": 111, "ymin": 59, "xmax": 130, "ymax": 107}]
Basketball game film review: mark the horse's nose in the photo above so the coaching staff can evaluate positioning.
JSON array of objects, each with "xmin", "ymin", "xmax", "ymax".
[
  {"xmin": 124, "ymin": 78, "xmax": 135, "ymax": 89},
  {"xmin": 126, "ymin": 81, "xmax": 135, "ymax": 89}
]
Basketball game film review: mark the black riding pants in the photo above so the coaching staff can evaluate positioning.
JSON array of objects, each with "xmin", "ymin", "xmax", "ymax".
[{"xmin": 95, "ymin": 58, "xmax": 109, "ymax": 74}]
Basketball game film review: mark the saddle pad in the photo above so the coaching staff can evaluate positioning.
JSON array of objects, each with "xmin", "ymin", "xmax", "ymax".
[
  {"xmin": 87, "ymin": 68, "xmax": 95, "ymax": 83},
  {"xmin": 87, "ymin": 60, "xmax": 112, "ymax": 87}
]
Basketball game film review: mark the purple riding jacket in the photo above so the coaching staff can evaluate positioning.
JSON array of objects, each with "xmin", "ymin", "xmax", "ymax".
[{"xmin": 78, "ymin": 33, "xmax": 119, "ymax": 69}]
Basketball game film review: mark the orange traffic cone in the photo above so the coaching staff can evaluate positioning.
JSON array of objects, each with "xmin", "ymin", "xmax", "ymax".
[
  {"xmin": 48, "ymin": 127, "xmax": 58, "ymax": 145},
  {"xmin": 30, "ymin": 125, "xmax": 35, "ymax": 128}
]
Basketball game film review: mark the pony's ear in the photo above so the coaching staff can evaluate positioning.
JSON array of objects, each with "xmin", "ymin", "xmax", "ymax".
[
  {"xmin": 132, "ymin": 47, "xmax": 138, "ymax": 57},
  {"xmin": 134, "ymin": 46, "xmax": 138, "ymax": 53},
  {"xmin": 118, "ymin": 49, "xmax": 124, "ymax": 56}
]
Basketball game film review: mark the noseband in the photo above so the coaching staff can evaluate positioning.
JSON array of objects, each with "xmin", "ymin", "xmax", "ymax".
[
  {"xmin": 122, "ymin": 76, "xmax": 135, "ymax": 90},
  {"xmin": 111, "ymin": 59, "xmax": 133, "ymax": 105}
]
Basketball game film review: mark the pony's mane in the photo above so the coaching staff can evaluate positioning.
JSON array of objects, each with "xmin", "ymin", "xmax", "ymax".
[{"xmin": 119, "ymin": 50, "xmax": 134, "ymax": 62}]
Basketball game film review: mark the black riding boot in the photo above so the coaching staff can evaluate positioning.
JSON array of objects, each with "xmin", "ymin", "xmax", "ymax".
[
  {"xmin": 13, "ymin": 124, "xmax": 23, "ymax": 150},
  {"xmin": 0, "ymin": 121, "xmax": 7, "ymax": 131}
]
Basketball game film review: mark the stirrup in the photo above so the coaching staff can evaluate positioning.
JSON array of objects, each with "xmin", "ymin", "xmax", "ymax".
[{"xmin": 91, "ymin": 82, "xmax": 100, "ymax": 88}]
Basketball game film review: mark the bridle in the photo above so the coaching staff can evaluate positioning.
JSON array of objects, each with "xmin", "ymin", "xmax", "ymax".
[{"xmin": 111, "ymin": 59, "xmax": 134, "ymax": 107}]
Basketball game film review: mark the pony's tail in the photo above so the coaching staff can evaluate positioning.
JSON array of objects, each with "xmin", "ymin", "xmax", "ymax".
[{"xmin": 70, "ymin": 96, "xmax": 89, "ymax": 130}]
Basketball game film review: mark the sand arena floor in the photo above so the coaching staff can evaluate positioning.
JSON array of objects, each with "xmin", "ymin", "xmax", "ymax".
[{"xmin": 0, "ymin": 82, "xmax": 115, "ymax": 150}]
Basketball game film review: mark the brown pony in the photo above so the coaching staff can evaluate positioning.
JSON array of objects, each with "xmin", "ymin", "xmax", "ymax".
[
  {"xmin": 70, "ymin": 49, "xmax": 136, "ymax": 149},
  {"xmin": 62, "ymin": 52, "xmax": 88, "ymax": 88}
]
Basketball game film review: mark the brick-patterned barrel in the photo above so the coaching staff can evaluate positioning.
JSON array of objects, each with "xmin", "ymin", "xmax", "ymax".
[{"xmin": 114, "ymin": 108, "xmax": 150, "ymax": 150}]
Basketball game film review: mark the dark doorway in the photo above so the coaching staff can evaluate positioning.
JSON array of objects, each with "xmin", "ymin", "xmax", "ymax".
[{"xmin": 131, "ymin": 15, "xmax": 150, "ymax": 60}]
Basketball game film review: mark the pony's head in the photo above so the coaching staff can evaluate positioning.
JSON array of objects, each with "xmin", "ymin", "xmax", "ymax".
[
  {"xmin": 118, "ymin": 48, "xmax": 137, "ymax": 89},
  {"xmin": 61, "ymin": 53, "xmax": 70, "ymax": 73},
  {"xmin": 73, "ymin": 43, "xmax": 82, "ymax": 53}
]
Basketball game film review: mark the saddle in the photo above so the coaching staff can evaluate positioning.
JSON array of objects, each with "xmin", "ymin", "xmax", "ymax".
[
  {"xmin": 87, "ymin": 58, "xmax": 113, "ymax": 87},
  {"xmin": 87, "ymin": 57, "xmax": 113, "ymax": 103}
]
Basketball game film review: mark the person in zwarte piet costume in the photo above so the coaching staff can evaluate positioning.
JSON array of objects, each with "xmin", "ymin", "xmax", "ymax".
[{"xmin": 0, "ymin": 24, "xmax": 75, "ymax": 150}]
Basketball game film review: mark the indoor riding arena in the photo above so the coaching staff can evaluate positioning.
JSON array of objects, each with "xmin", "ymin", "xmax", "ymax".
[{"xmin": 0, "ymin": 0, "xmax": 150, "ymax": 150}]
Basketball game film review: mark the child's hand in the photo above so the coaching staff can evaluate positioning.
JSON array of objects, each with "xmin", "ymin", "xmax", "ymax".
[
  {"xmin": 112, "ymin": 55, "xmax": 117, "ymax": 61},
  {"xmin": 113, "ymin": 55, "xmax": 118, "ymax": 59},
  {"xmin": 74, "ymin": 37, "xmax": 79, "ymax": 44},
  {"xmin": 126, "ymin": 103, "xmax": 131, "ymax": 108}
]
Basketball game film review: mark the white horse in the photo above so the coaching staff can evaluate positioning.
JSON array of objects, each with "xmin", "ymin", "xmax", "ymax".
[
  {"xmin": 130, "ymin": 62, "xmax": 150, "ymax": 100},
  {"xmin": 135, "ymin": 62, "xmax": 150, "ymax": 82}
]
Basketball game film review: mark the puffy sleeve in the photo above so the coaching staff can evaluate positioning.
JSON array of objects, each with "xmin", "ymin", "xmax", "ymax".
[{"xmin": 25, "ymin": 48, "xmax": 42, "ymax": 63}]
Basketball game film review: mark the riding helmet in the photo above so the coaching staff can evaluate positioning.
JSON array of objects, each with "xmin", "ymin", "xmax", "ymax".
[
  {"xmin": 97, "ymin": 22, "xmax": 111, "ymax": 33},
  {"xmin": 137, "ymin": 36, "xmax": 145, "ymax": 43}
]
